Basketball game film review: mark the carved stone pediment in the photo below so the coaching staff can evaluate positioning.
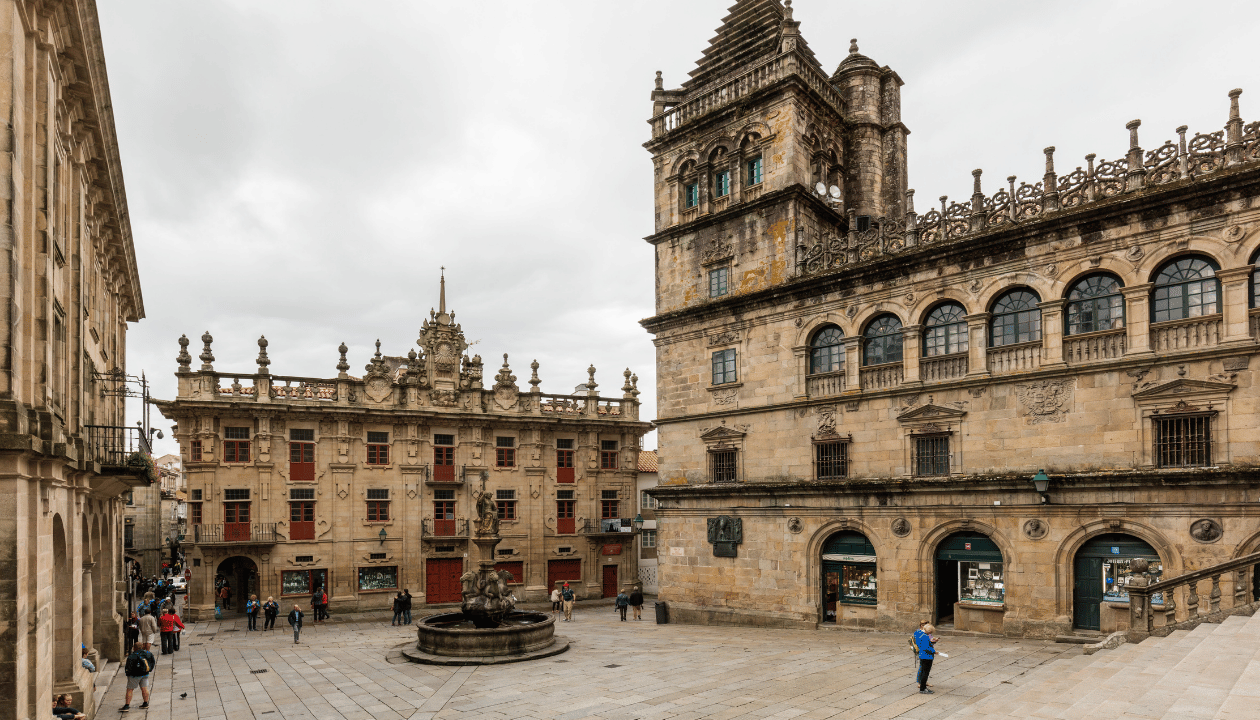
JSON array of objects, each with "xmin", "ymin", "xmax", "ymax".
[
  {"xmin": 699, "ymin": 425, "xmax": 747, "ymax": 441},
  {"xmin": 1131, "ymin": 378, "xmax": 1235, "ymax": 400},
  {"xmin": 897, "ymin": 404, "xmax": 967, "ymax": 421}
]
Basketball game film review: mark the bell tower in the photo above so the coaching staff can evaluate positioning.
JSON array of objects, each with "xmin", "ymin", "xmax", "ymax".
[{"xmin": 643, "ymin": 0, "xmax": 908, "ymax": 316}]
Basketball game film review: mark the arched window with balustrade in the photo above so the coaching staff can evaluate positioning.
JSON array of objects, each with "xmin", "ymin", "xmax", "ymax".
[
  {"xmin": 863, "ymin": 315, "xmax": 903, "ymax": 366},
  {"xmin": 990, "ymin": 289, "xmax": 1042, "ymax": 347},
  {"xmin": 1065, "ymin": 274, "xmax": 1125, "ymax": 335},
  {"xmin": 1151, "ymin": 256, "xmax": 1219, "ymax": 323},
  {"xmin": 923, "ymin": 303, "xmax": 968, "ymax": 356},
  {"xmin": 809, "ymin": 326, "xmax": 845, "ymax": 374}
]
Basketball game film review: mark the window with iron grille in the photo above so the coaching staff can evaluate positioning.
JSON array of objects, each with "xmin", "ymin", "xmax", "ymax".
[
  {"xmin": 224, "ymin": 489, "xmax": 250, "ymax": 501},
  {"xmin": 710, "ymin": 449, "xmax": 738, "ymax": 483},
  {"xmin": 1154, "ymin": 414, "xmax": 1212, "ymax": 468},
  {"xmin": 190, "ymin": 439, "xmax": 202, "ymax": 462},
  {"xmin": 366, "ymin": 500, "xmax": 390, "ymax": 522},
  {"xmin": 709, "ymin": 267, "xmax": 729, "ymax": 298},
  {"xmin": 369, "ymin": 552, "xmax": 387, "ymax": 560},
  {"xmin": 815, "ymin": 441, "xmax": 849, "ymax": 480},
  {"xmin": 433, "ymin": 433, "xmax": 455, "ymax": 446},
  {"xmin": 290, "ymin": 488, "xmax": 315, "ymax": 500},
  {"xmin": 601, "ymin": 489, "xmax": 619, "ymax": 519},
  {"xmin": 496, "ymin": 489, "xmax": 517, "ymax": 520},
  {"xmin": 367, "ymin": 431, "xmax": 388, "ymax": 444},
  {"xmin": 291, "ymin": 428, "xmax": 315, "ymax": 441},
  {"xmin": 557, "ymin": 489, "xmax": 575, "ymax": 500},
  {"xmin": 189, "ymin": 502, "xmax": 202, "ymax": 525},
  {"xmin": 191, "ymin": 489, "xmax": 203, "ymax": 501},
  {"xmin": 367, "ymin": 489, "xmax": 389, "ymax": 500},
  {"xmin": 295, "ymin": 555, "xmax": 314, "ymax": 563},
  {"xmin": 225, "ymin": 427, "xmax": 249, "ymax": 439},
  {"xmin": 556, "ymin": 439, "xmax": 574, "ymax": 449},
  {"xmin": 600, "ymin": 440, "xmax": 618, "ymax": 469},
  {"xmin": 496, "ymin": 437, "xmax": 515, "ymax": 467},
  {"xmin": 434, "ymin": 488, "xmax": 455, "ymax": 500},
  {"xmin": 913, "ymin": 435, "xmax": 951, "ymax": 476},
  {"xmin": 712, "ymin": 348, "xmax": 737, "ymax": 385},
  {"xmin": 224, "ymin": 427, "xmax": 251, "ymax": 463}
]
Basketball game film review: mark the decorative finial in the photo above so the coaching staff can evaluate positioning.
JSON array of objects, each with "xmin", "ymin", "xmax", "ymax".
[
  {"xmin": 199, "ymin": 331, "xmax": 214, "ymax": 371},
  {"xmin": 586, "ymin": 364, "xmax": 598, "ymax": 393},
  {"xmin": 1126, "ymin": 119, "xmax": 1141, "ymax": 149},
  {"xmin": 1043, "ymin": 146, "xmax": 1056, "ymax": 174},
  {"xmin": 783, "ymin": 0, "xmax": 793, "ymax": 20},
  {"xmin": 631, "ymin": 373, "xmax": 640, "ymax": 398},
  {"xmin": 529, "ymin": 359, "xmax": 541, "ymax": 392},
  {"xmin": 374, "ymin": 339, "xmax": 382, "ymax": 359},
  {"xmin": 849, "ymin": 38, "xmax": 859, "ymax": 54},
  {"xmin": 654, "ymin": 70, "xmax": 663, "ymax": 91},
  {"xmin": 256, "ymin": 335, "xmax": 270, "ymax": 374},
  {"xmin": 407, "ymin": 348, "xmax": 417, "ymax": 362},
  {"xmin": 1229, "ymin": 88, "xmax": 1242, "ymax": 120},
  {"xmin": 336, "ymin": 342, "xmax": 350, "ymax": 377},
  {"xmin": 439, "ymin": 266, "xmax": 446, "ymax": 314},
  {"xmin": 972, "ymin": 169, "xmax": 982, "ymax": 195},
  {"xmin": 622, "ymin": 368, "xmax": 634, "ymax": 398},
  {"xmin": 176, "ymin": 334, "xmax": 192, "ymax": 371}
]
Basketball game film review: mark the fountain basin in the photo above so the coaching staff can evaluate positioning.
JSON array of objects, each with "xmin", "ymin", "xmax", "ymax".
[{"xmin": 400, "ymin": 610, "xmax": 569, "ymax": 665}]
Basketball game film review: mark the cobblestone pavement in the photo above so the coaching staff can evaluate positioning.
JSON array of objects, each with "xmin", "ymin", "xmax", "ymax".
[{"xmin": 99, "ymin": 603, "xmax": 1076, "ymax": 720}]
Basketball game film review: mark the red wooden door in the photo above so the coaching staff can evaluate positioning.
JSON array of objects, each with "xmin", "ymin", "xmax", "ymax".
[
  {"xmin": 224, "ymin": 502, "xmax": 251, "ymax": 541},
  {"xmin": 426, "ymin": 558, "xmax": 463, "ymax": 604},
  {"xmin": 290, "ymin": 442, "xmax": 315, "ymax": 482},
  {"xmin": 433, "ymin": 447, "xmax": 455, "ymax": 481},
  {"xmin": 434, "ymin": 500, "xmax": 456, "ymax": 535},
  {"xmin": 547, "ymin": 560, "xmax": 581, "ymax": 591},
  {"xmin": 556, "ymin": 500, "xmax": 575, "ymax": 534},
  {"xmin": 494, "ymin": 561, "xmax": 524, "ymax": 584},
  {"xmin": 557, "ymin": 449, "xmax": 575, "ymax": 483},
  {"xmin": 602, "ymin": 565, "xmax": 619, "ymax": 598},
  {"xmin": 290, "ymin": 501, "xmax": 315, "ymax": 540}
]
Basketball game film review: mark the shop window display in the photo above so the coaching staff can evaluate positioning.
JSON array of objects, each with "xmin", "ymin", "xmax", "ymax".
[
  {"xmin": 821, "ymin": 531, "xmax": 878, "ymax": 620},
  {"xmin": 1103, "ymin": 558, "xmax": 1163, "ymax": 604},
  {"xmin": 959, "ymin": 561, "xmax": 1005, "ymax": 605},
  {"xmin": 358, "ymin": 566, "xmax": 398, "ymax": 591}
]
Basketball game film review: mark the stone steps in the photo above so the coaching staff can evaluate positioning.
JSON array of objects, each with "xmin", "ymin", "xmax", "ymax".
[{"xmin": 942, "ymin": 613, "xmax": 1260, "ymax": 720}]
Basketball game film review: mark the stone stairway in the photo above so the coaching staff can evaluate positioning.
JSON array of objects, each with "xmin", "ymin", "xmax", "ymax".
[{"xmin": 943, "ymin": 611, "xmax": 1260, "ymax": 719}]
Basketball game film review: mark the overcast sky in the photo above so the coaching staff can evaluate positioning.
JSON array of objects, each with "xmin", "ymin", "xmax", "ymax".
[{"xmin": 100, "ymin": 1, "xmax": 1259, "ymax": 456}]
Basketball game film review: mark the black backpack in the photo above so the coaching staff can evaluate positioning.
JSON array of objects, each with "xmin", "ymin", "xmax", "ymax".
[{"xmin": 125, "ymin": 651, "xmax": 152, "ymax": 677}]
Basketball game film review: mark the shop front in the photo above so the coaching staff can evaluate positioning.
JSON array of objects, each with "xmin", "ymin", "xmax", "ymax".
[
  {"xmin": 821, "ymin": 531, "xmax": 877, "ymax": 627},
  {"xmin": 935, "ymin": 532, "xmax": 1005, "ymax": 633},
  {"xmin": 1073, "ymin": 534, "xmax": 1163, "ymax": 632}
]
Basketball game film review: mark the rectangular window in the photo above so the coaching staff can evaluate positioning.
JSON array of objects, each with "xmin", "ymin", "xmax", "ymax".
[
  {"xmin": 556, "ymin": 439, "xmax": 574, "ymax": 449},
  {"xmin": 711, "ymin": 348, "xmax": 737, "ymax": 385},
  {"xmin": 601, "ymin": 489, "xmax": 619, "ymax": 519},
  {"xmin": 557, "ymin": 496, "xmax": 576, "ymax": 534},
  {"xmin": 709, "ymin": 267, "xmax": 729, "ymax": 298},
  {"xmin": 290, "ymin": 436, "xmax": 315, "ymax": 481},
  {"xmin": 189, "ymin": 502, "xmax": 202, "ymax": 525},
  {"xmin": 496, "ymin": 489, "xmax": 517, "ymax": 520},
  {"xmin": 224, "ymin": 427, "xmax": 251, "ymax": 463},
  {"xmin": 433, "ymin": 436, "xmax": 455, "ymax": 481},
  {"xmin": 710, "ymin": 449, "xmax": 738, "ymax": 483},
  {"xmin": 434, "ymin": 488, "xmax": 455, "ymax": 500},
  {"xmin": 433, "ymin": 433, "xmax": 454, "ymax": 446},
  {"xmin": 557, "ymin": 440, "xmax": 575, "ymax": 483},
  {"xmin": 746, "ymin": 156, "xmax": 763, "ymax": 186},
  {"xmin": 191, "ymin": 489, "xmax": 202, "ymax": 501},
  {"xmin": 367, "ymin": 443, "xmax": 389, "ymax": 465},
  {"xmin": 642, "ymin": 529, "xmax": 657, "ymax": 548},
  {"xmin": 556, "ymin": 489, "xmax": 575, "ymax": 500},
  {"xmin": 295, "ymin": 555, "xmax": 314, "ymax": 563},
  {"xmin": 190, "ymin": 440, "xmax": 202, "ymax": 462},
  {"xmin": 290, "ymin": 501, "xmax": 315, "ymax": 540},
  {"xmin": 1154, "ymin": 414, "xmax": 1212, "ymax": 468},
  {"xmin": 815, "ymin": 441, "xmax": 849, "ymax": 480},
  {"xmin": 600, "ymin": 440, "xmax": 618, "ymax": 469},
  {"xmin": 914, "ymin": 435, "xmax": 951, "ymax": 476},
  {"xmin": 224, "ymin": 489, "xmax": 250, "ymax": 501},
  {"xmin": 367, "ymin": 500, "xmax": 390, "ymax": 522},
  {"xmin": 289, "ymin": 488, "xmax": 315, "ymax": 500},
  {"xmin": 367, "ymin": 488, "xmax": 389, "ymax": 500},
  {"xmin": 496, "ymin": 437, "xmax": 516, "ymax": 468},
  {"xmin": 714, "ymin": 170, "xmax": 731, "ymax": 197},
  {"xmin": 225, "ymin": 427, "xmax": 249, "ymax": 439},
  {"xmin": 959, "ymin": 562, "xmax": 1005, "ymax": 605},
  {"xmin": 358, "ymin": 566, "xmax": 397, "ymax": 591},
  {"xmin": 367, "ymin": 431, "xmax": 388, "ymax": 444},
  {"xmin": 640, "ymin": 490, "xmax": 656, "ymax": 510},
  {"xmin": 684, "ymin": 182, "xmax": 699, "ymax": 208},
  {"xmin": 369, "ymin": 552, "xmax": 387, "ymax": 560},
  {"xmin": 282, "ymin": 569, "xmax": 326, "ymax": 596},
  {"xmin": 290, "ymin": 428, "xmax": 314, "ymax": 441}
]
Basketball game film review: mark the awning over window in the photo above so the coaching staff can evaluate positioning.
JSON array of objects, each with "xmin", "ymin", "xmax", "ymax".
[
  {"xmin": 1076, "ymin": 533, "xmax": 1159, "ymax": 559},
  {"xmin": 935, "ymin": 531, "xmax": 1002, "ymax": 562}
]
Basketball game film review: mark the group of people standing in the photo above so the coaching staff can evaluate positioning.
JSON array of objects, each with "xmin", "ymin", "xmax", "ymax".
[{"xmin": 391, "ymin": 590, "xmax": 413, "ymax": 625}]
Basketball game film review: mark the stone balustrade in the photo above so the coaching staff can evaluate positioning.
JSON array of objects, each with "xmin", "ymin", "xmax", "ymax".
[
  {"xmin": 1125, "ymin": 551, "xmax": 1260, "ymax": 643},
  {"xmin": 920, "ymin": 353, "xmax": 968, "ymax": 382},
  {"xmin": 805, "ymin": 371, "xmax": 846, "ymax": 398},
  {"xmin": 860, "ymin": 362, "xmax": 903, "ymax": 391},
  {"xmin": 1150, "ymin": 314, "xmax": 1222, "ymax": 352},
  {"xmin": 1064, "ymin": 329, "xmax": 1127, "ymax": 364},
  {"xmin": 987, "ymin": 342, "xmax": 1043, "ymax": 374}
]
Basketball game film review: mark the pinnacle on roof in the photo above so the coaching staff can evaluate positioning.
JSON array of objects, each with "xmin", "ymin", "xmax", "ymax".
[
  {"xmin": 833, "ymin": 38, "xmax": 881, "ymax": 76},
  {"xmin": 684, "ymin": 0, "xmax": 821, "ymax": 91}
]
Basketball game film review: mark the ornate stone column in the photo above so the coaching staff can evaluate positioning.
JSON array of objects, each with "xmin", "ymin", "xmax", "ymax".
[
  {"xmin": 842, "ymin": 336, "xmax": 862, "ymax": 393},
  {"xmin": 792, "ymin": 345, "xmax": 808, "ymax": 400},
  {"xmin": 964, "ymin": 313, "xmax": 992, "ymax": 377},
  {"xmin": 901, "ymin": 324, "xmax": 923, "ymax": 385},
  {"xmin": 1038, "ymin": 300, "xmax": 1068, "ymax": 368},
  {"xmin": 1121, "ymin": 284, "xmax": 1155, "ymax": 356}
]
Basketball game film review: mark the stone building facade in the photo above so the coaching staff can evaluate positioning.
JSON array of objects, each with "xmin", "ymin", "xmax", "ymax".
[
  {"xmin": 642, "ymin": 0, "xmax": 1260, "ymax": 638},
  {"xmin": 0, "ymin": 2, "xmax": 147, "ymax": 719},
  {"xmin": 156, "ymin": 281, "xmax": 650, "ymax": 621},
  {"xmin": 636, "ymin": 450, "xmax": 659, "ymax": 594}
]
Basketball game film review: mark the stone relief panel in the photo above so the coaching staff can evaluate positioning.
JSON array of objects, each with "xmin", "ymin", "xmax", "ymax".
[
  {"xmin": 1023, "ymin": 518, "xmax": 1048, "ymax": 540},
  {"xmin": 1015, "ymin": 379, "xmax": 1074, "ymax": 424},
  {"xmin": 1189, "ymin": 518, "xmax": 1223, "ymax": 544}
]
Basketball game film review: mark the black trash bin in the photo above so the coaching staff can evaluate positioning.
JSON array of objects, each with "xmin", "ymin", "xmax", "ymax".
[{"xmin": 654, "ymin": 600, "xmax": 668, "ymax": 624}]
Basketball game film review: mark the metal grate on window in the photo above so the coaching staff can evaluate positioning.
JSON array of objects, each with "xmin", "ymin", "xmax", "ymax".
[
  {"xmin": 191, "ymin": 489, "xmax": 202, "ymax": 500},
  {"xmin": 556, "ymin": 439, "xmax": 574, "ymax": 449},
  {"xmin": 367, "ymin": 488, "xmax": 389, "ymax": 500},
  {"xmin": 434, "ymin": 488, "xmax": 455, "ymax": 500},
  {"xmin": 1154, "ymin": 414, "xmax": 1212, "ymax": 468},
  {"xmin": 435, "ymin": 545, "xmax": 455, "ymax": 553},
  {"xmin": 496, "ymin": 436, "xmax": 515, "ymax": 447},
  {"xmin": 367, "ymin": 431, "xmax": 389, "ymax": 444},
  {"xmin": 290, "ymin": 428, "xmax": 314, "ymax": 441},
  {"xmin": 497, "ymin": 548, "xmax": 514, "ymax": 556},
  {"xmin": 557, "ymin": 489, "xmax": 575, "ymax": 500},
  {"xmin": 224, "ymin": 489, "xmax": 250, "ymax": 500},
  {"xmin": 433, "ymin": 434, "xmax": 454, "ymax": 446},
  {"xmin": 224, "ymin": 427, "xmax": 250, "ymax": 440},
  {"xmin": 295, "ymin": 555, "xmax": 314, "ymax": 563},
  {"xmin": 710, "ymin": 450, "xmax": 738, "ymax": 483},
  {"xmin": 496, "ymin": 489, "xmax": 516, "ymax": 500},
  {"xmin": 601, "ymin": 489, "xmax": 618, "ymax": 500},
  {"xmin": 369, "ymin": 552, "xmax": 386, "ymax": 560},
  {"xmin": 289, "ymin": 488, "xmax": 315, "ymax": 500},
  {"xmin": 815, "ymin": 441, "xmax": 849, "ymax": 480},
  {"xmin": 913, "ymin": 435, "xmax": 951, "ymax": 476}
]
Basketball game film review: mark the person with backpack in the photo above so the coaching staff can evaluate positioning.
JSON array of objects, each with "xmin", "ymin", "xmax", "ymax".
[
  {"xmin": 914, "ymin": 622, "xmax": 939, "ymax": 694},
  {"xmin": 158, "ymin": 606, "xmax": 184, "ymax": 654},
  {"xmin": 120, "ymin": 640, "xmax": 155, "ymax": 712},
  {"xmin": 287, "ymin": 604, "xmax": 304, "ymax": 644},
  {"xmin": 262, "ymin": 596, "xmax": 279, "ymax": 630},
  {"xmin": 402, "ymin": 589, "xmax": 413, "ymax": 625},
  {"xmin": 629, "ymin": 587, "xmax": 644, "ymax": 620},
  {"xmin": 245, "ymin": 594, "xmax": 261, "ymax": 631},
  {"xmin": 561, "ymin": 582, "xmax": 575, "ymax": 621},
  {"xmin": 138, "ymin": 608, "xmax": 159, "ymax": 651},
  {"xmin": 615, "ymin": 588, "xmax": 630, "ymax": 621}
]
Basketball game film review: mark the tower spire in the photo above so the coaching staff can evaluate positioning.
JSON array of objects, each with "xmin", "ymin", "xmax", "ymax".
[{"xmin": 439, "ymin": 266, "xmax": 446, "ymax": 314}]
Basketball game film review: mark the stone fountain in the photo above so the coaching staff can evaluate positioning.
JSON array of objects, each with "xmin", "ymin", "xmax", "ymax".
[{"xmin": 401, "ymin": 472, "xmax": 568, "ymax": 665}]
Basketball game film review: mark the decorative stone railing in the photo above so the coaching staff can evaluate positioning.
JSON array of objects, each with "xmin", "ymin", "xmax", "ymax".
[
  {"xmin": 920, "ymin": 354, "xmax": 968, "ymax": 382},
  {"xmin": 806, "ymin": 371, "xmax": 846, "ymax": 397},
  {"xmin": 1064, "ymin": 329, "xmax": 1127, "ymax": 364},
  {"xmin": 422, "ymin": 518, "xmax": 469, "ymax": 538},
  {"xmin": 860, "ymin": 362, "xmax": 903, "ymax": 391},
  {"xmin": 1150, "ymin": 314, "xmax": 1222, "ymax": 352},
  {"xmin": 189, "ymin": 523, "xmax": 278, "ymax": 545},
  {"xmin": 987, "ymin": 342, "xmax": 1042, "ymax": 374},
  {"xmin": 799, "ymin": 89, "xmax": 1260, "ymax": 276}
]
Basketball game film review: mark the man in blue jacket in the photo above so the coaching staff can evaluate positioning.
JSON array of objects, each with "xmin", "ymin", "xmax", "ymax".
[{"xmin": 914, "ymin": 623, "xmax": 938, "ymax": 694}]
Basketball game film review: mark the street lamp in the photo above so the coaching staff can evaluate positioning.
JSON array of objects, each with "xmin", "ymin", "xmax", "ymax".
[
  {"xmin": 378, "ymin": 527, "xmax": 388, "ymax": 545},
  {"xmin": 632, "ymin": 513, "xmax": 644, "ymax": 532},
  {"xmin": 1031, "ymin": 469, "xmax": 1050, "ymax": 504}
]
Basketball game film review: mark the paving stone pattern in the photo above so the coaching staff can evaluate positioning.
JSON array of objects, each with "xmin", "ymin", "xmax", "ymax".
[{"xmin": 98, "ymin": 602, "xmax": 1079, "ymax": 720}]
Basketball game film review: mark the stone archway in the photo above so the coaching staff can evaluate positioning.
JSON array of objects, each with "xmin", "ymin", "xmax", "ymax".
[
  {"xmin": 216, "ymin": 556, "xmax": 258, "ymax": 613},
  {"xmin": 931, "ymin": 530, "xmax": 1005, "ymax": 630},
  {"xmin": 52, "ymin": 515, "xmax": 74, "ymax": 683}
]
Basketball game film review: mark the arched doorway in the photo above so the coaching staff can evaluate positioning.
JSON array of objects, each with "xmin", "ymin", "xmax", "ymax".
[
  {"xmin": 821, "ymin": 531, "xmax": 877, "ymax": 623},
  {"xmin": 216, "ymin": 556, "xmax": 258, "ymax": 613},
  {"xmin": 1072, "ymin": 533, "xmax": 1162, "ymax": 631},
  {"xmin": 934, "ymin": 531, "xmax": 1004, "ymax": 625},
  {"xmin": 52, "ymin": 515, "xmax": 73, "ymax": 682}
]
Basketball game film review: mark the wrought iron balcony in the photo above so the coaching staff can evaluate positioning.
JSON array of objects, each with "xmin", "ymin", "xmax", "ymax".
[
  {"xmin": 424, "ymin": 464, "xmax": 466, "ymax": 484},
  {"xmin": 422, "ymin": 518, "xmax": 468, "ymax": 538},
  {"xmin": 580, "ymin": 519, "xmax": 638, "ymax": 537},
  {"xmin": 188, "ymin": 523, "xmax": 278, "ymax": 545},
  {"xmin": 85, "ymin": 425, "xmax": 154, "ymax": 481}
]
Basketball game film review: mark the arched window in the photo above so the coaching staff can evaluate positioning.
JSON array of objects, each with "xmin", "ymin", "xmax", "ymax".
[
  {"xmin": 863, "ymin": 315, "xmax": 903, "ymax": 366},
  {"xmin": 809, "ymin": 326, "xmax": 845, "ymax": 374},
  {"xmin": 1066, "ymin": 275, "xmax": 1125, "ymax": 335},
  {"xmin": 923, "ymin": 303, "xmax": 968, "ymax": 356},
  {"xmin": 990, "ymin": 289, "xmax": 1042, "ymax": 346},
  {"xmin": 1152, "ymin": 256, "xmax": 1219, "ymax": 322}
]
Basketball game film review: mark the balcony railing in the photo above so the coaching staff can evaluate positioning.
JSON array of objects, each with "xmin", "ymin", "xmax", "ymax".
[
  {"xmin": 189, "ymin": 523, "xmax": 278, "ymax": 545},
  {"xmin": 580, "ymin": 519, "xmax": 638, "ymax": 536},
  {"xmin": 85, "ymin": 425, "xmax": 152, "ymax": 472},
  {"xmin": 920, "ymin": 353, "xmax": 968, "ymax": 382},
  {"xmin": 1151, "ymin": 314, "xmax": 1222, "ymax": 352},
  {"xmin": 422, "ymin": 518, "xmax": 468, "ymax": 538},
  {"xmin": 1064, "ymin": 328, "xmax": 1127, "ymax": 364},
  {"xmin": 806, "ymin": 371, "xmax": 846, "ymax": 398},
  {"xmin": 425, "ymin": 465, "xmax": 466, "ymax": 484},
  {"xmin": 859, "ymin": 362, "xmax": 903, "ymax": 391},
  {"xmin": 987, "ymin": 342, "xmax": 1042, "ymax": 374}
]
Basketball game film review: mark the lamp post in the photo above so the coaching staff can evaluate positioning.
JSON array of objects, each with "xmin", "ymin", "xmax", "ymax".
[
  {"xmin": 632, "ymin": 513, "xmax": 644, "ymax": 532},
  {"xmin": 378, "ymin": 527, "xmax": 388, "ymax": 545},
  {"xmin": 1031, "ymin": 469, "xmax": 1050, "ymax": 504}
]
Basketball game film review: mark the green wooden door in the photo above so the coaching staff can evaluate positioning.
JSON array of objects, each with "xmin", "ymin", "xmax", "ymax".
[{"xmin": 1073, "ymin": 556, "xmax": 1103, "ymax": 630}]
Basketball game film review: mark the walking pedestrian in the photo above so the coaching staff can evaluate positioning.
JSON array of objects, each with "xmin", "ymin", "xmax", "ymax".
[
  {"xmin": 263, "ymin": 596, "xmax": 279, "ymax": 630},
  {"xmin": 158, "ymin": 606, "xmax": 184, "ymax": 654},
  {"xmin": 170, "ymin": 606, "xmax": 184, "ymax": 651},
  {"xmin": 119, "ymin": 641, "xmax": 155, "ymax": 712},
  {"xmin": 391, "ymin": 593, "xmax": 403, "ymax": 626},
  {"xmin": 402, "ymin": 589, "xmax": 413, "ymax": 625},
  {"xmin": 915, "ymin": 622, "xmax": 938, "ymax": 694},
  {"xmin": 561, "ymin": 583, "xmax": 575, "ymax": 621},
  {"xmin": 615, "ymin": 588, "xmax": 630, "ymax": 621},
  {"xmin": 138, "ymin": 609, "xmax": 159, "ymax": 652},
  {"xmin": 287, "ymin": 604, "xmax": 304, "ymax": 644},
  {"xmin": 219, "ymin": 583, "xmax": 233, "ymax": 611},
  {"xmin": 550, "ymin": 587, "xmax": 561, "ymax": 613},
  {"xmin": 123, "ymin": 611, "xmax": 140, "ymax": 650},
  {"xmin": 629, "ymin": 587, "xmax": 644, "ymax": 620},
  {"xmin": 246, "ymin": 594, "xmax": 260, "ymax": 631}
]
